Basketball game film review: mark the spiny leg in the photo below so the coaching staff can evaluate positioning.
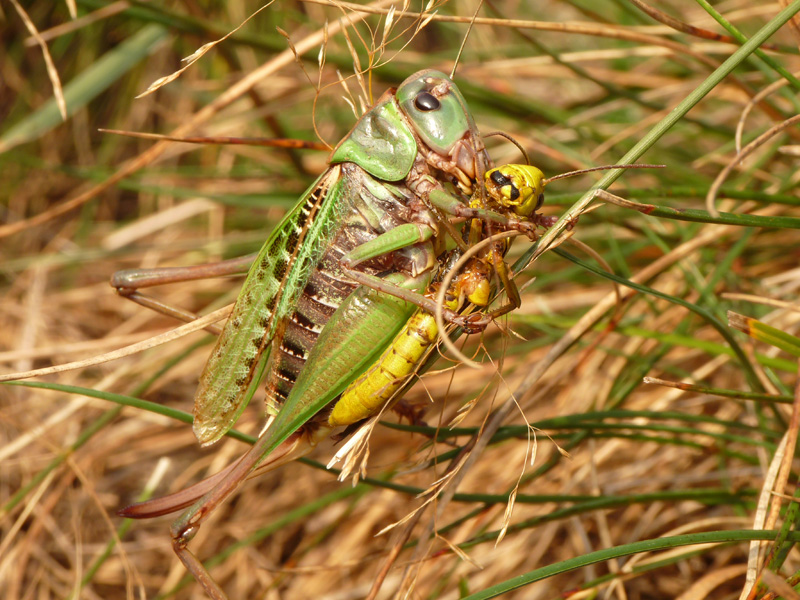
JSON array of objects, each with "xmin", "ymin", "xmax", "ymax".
[
  {"xmin": 426, "ymin": 187, "xmax": 542, "ymax": 236},
  {"xmin": 112, "ymin": 253, "xmax": 256, "ymax": 290}
]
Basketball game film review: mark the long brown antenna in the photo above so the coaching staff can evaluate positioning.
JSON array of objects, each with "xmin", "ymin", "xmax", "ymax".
[
  {"xmin": 483, "ymin": 131, "xmax": 531, "ymax": 165},
  {"xmin": 99, "ymin": 129, "xmax": 329, "ymax": 151},
  {"xmin": 451, "ymin": 0, "xmax": 485, "ymax": 78},
  {"xmin": 544, "ymin": 164, "xmax": 664, "ymax": 185}
]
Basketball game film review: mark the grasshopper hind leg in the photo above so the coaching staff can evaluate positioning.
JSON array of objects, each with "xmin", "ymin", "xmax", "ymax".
[
  {"xmin": 129, "ymin": 425, "xmax": 324, "ymax": 600},
  {"xmin": 110, "ymin": 254, "xmax": 256, "ymax": 331},
  {"xmin": 172, "ymin": 538, "xmax": 228, "ymax": 600}
]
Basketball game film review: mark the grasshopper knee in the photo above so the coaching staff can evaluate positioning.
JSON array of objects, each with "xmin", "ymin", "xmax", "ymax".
[
  {"xmin": 171, "ymin": 522, "xmax": 200, "ymax": 546},
  {"xmin": 110, "ymin": 267, "xmax": 179, "ymax": 293},
  {"xmin": 110, "ymin": 269, "xmax": 144, "ymax": 292}
]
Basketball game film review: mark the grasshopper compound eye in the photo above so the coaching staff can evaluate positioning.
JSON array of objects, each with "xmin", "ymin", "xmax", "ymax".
[
  {"xmin": 397, "ymin": 70, "xmax": 473, "ymax": 155},
  {"xmin": 415, "ymin": 92, "xmax": 440, "ymax": 111}
]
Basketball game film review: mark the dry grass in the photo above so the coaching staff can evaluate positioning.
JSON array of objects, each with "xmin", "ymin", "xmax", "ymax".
[{"xmin": 3, "ymin": 1, "xmax": 800, "ymax": 599}]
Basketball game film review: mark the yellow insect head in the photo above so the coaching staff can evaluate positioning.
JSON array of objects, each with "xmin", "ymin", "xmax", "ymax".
[{"xmin": 484, "ymin": 164, "xmax": 546, "ymax": 217}]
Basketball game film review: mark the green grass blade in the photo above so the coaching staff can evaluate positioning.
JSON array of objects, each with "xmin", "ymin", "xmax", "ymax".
[
  {"xmin": 0, "ymin": 24, "xmax": 167, "ymax": 153},
  {"xmin": 462, "ymin": 530, "xmax": 800, "ymax": 599},
  {"xmin": 529, "ymin": 0, "xmax": 800, "ymax": 238},
  {"xmin": 728, "ymin": 312, "xmax": 800, "ymax": 357}
]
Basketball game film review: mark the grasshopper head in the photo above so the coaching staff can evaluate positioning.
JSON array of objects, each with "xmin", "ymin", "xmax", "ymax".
[
  {"xmin": 484, "ymin": 164, "xmax": 546, "ymax": 218},
  {"xmin": 397, "ymin": 70, "xmax": 488, "ymax": 194}
]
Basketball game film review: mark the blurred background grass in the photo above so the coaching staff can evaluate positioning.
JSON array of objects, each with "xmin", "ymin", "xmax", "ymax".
[{"xmin": 3, "ymin": 1, "xmax": 800, "ymax": 598}]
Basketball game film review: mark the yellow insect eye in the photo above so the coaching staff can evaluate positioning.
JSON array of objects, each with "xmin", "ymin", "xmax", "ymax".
[{"xmin": 489, "ymin": 169, "xmax": 512, "ymax": 188}]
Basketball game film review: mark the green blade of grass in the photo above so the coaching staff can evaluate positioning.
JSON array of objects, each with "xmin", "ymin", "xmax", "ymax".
[
  {"xmin": 462, "ymin": 530, "xmax": 800, "ymax": 599},
  {"xmin": 522, "ymin": 0, "xmax": 800, "ymax": 254},
  {"xmin": 0, "ymin": 24, "xmax": 168, "ymax": 153},
  {"xmin": 729, "ymin": 312, "xmax": 800, "ymax": 357}
]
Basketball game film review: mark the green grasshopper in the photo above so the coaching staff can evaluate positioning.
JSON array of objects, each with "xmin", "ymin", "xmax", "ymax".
[{"xmin": 114, "ymin": 70, "xmax": 541, "ymax": 600}]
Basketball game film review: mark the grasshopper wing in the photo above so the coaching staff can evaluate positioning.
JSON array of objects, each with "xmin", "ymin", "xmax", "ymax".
[{"xmin": 193, "ymin": 167, "xmax": 347, "ymax": 446}]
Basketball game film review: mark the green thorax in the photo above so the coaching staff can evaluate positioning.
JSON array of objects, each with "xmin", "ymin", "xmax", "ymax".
[{"xmin": 329, "ymin": 93, "xmax": 417, "ymax": 182}]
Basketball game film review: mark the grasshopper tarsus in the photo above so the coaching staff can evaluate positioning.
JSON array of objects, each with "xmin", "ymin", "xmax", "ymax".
[
  {"xmin": 536, "ymin": 214, "xmax": 559, "ymax": 229},
  {"xmin": 457, "ymin": 312, "xmax": 493, "ymax": 334},
  {"xmin": 533, "ymin": 213, "xmax": 575, "ymax": 231}
]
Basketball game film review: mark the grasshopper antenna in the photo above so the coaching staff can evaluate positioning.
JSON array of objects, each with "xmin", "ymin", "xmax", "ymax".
[
  {"xmin": 98, "ymin": 128, "xmax": 329, "ymax": 151},
  {"xmin": 483, "ymin": 131, "xmax": 531, "ymax": 165},
  {"xmin": 544, "ymin": 164, "xmax": 665, "ymax": 186},
  {"xmin": 450, "ymin": 0, "xmax": 485, "ymax": 78}
]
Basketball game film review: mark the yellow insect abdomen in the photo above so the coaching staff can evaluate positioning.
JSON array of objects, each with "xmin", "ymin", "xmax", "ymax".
[{"xmin": 328, "ymin": 312, "xmax": 439, "ymax": 427}]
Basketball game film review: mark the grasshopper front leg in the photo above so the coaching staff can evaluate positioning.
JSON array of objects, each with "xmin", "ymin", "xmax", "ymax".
[
  {"xmin": 337, "ymin": 220, "xmax": 496, "ymax": 332},
  {"xmin": 426, "ymin": 186, "xmax": 556, "ymax": 234}
]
